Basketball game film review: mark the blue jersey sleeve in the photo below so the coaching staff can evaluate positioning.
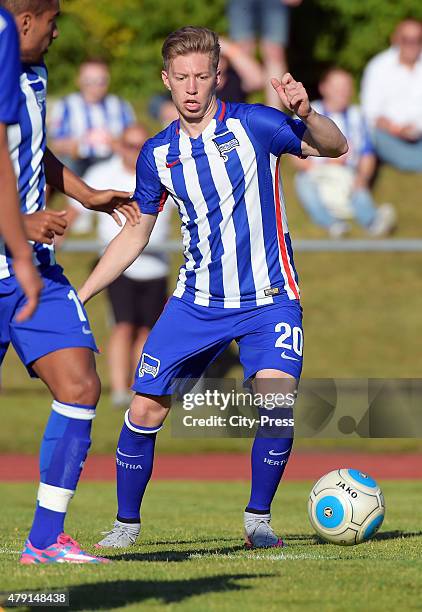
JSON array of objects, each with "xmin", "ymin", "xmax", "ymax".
[
  {"xmin": 134, "ymin": 142, "xmax": 168, "ymax": 214},
  {"xmin": 247, "ymin": 104, "xmax": 306, "ymax": 157},
  {"xmin": 0, "ymin": 8, "xmax": 20, "ymax": 125}
]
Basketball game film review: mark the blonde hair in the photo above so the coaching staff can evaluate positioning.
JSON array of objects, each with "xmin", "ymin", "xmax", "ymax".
[{"xmin": 162, "ymin": 26, "xmax": 220, "ymax": 72}]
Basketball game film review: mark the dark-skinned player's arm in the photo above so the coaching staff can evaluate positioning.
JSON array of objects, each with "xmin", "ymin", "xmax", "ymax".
[
  {"xmin": 272, "ymin": 73, "xmax": 348, "ymax": 158},
  {"xmin": 43, "ymin": 147, "xmax": 141, "ymax": 227},
  {"xmin": 0, "ymin": 123, "xmax": 42, "ymax": 321},
  {"xmin": 78, "ymin": 213, "xmax": 157, "ymax": 305}
]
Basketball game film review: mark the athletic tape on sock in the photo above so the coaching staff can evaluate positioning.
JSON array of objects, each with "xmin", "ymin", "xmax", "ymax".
[
  {"xmin": 37, "ymin": 482, "xmax": 74, "ymax": 513},
  {"xmin": 124, "ymin": 409, "xmax": 163, "ymax": 434},
  {"xmin": 52, "ymin": 400, "xmax": 96, "ymax": 420}
]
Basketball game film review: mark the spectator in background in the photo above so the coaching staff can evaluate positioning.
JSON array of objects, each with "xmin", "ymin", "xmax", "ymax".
[
  {"xmin": 227, "ymin": 0, "xmax": 302, "ymax": 109},
  {"xmin": 361, "ymin": 19, "xmax": 422, "ymax": 172},
  {"xmin": 292, "ymin": 68, "xmax": 396, "ymax": 238},
  {"xmin": 66, "ymin": 125, "xmax": 173, "ymax": 409},
  {"xmin": 49, "ymin": 59, "xmax": 136, "ymax": 231}
]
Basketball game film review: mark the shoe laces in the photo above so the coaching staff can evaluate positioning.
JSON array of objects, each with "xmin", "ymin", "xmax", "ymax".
[
  {"xmin": 101, "ymin": 522, "xmax": 138, "ymax": 541},
  {"xmin": 57, "ymin": 533, "xmax": 80, "ymax": 549}
]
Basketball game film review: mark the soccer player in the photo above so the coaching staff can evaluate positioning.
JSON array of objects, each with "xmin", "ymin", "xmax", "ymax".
[
  {"xmin": 0, "ymin": 5, "xmax": 41, "ymax": 321},
  {"xmin": 0, "ymin": 0, "xmax": 140, "ymax": 564},
  {"xmin": 79, "ymin": 27, "xmax": 347, "ymax": 549}
]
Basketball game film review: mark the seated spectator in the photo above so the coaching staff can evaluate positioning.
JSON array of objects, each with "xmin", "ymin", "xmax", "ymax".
[
  {"xmin": 65, "ymin": 125, "xmax": 173, "ymax": 408},
  {"xmin": 361, "ymin": 18, "xmax": 422, "ymax": 172},
  {"xmin": 49, "ymin": 59, "xmax": 135, "ymax": 231},
  {"xmin": 227, "ymin": 0, "xmax": 302, "ymax": 109},
  {"xmin": 292, "ymin": 68, "xmax": 396, "ymax": 238}
]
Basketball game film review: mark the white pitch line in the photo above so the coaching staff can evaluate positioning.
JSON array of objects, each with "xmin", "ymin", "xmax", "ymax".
[{"xmin": 0, "ymin": 548, "xmax": 20, "ymax": 554}]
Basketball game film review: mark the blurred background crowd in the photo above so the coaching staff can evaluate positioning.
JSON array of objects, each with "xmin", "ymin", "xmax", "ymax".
[{"xmin": 33, "ymin": 0, "xmax": 422, "ymax": 407}]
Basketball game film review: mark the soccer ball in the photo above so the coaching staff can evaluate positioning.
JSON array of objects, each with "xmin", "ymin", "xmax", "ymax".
[{"xmin": 308, "ymin": 469, "xmax": 385, "ymax": 545}]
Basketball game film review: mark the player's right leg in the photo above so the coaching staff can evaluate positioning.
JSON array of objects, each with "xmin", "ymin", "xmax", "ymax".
[{"xmin": 96, "ymin": 297, "xmax": 230, "ymax": 548}]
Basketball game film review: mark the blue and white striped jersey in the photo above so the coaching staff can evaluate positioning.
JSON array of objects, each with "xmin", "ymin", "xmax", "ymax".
[
  {"xmin": 1, "ymin": 63, "xmax": 54, "ymax": 279},
  {"xmin": 134, "ymin": 99, "xmax": 306, "ymax": 308},
  {"xmin": 0, "ymin": 7, "xmax": 20, "ymax": 125},
  {"xmin": 49, "ymin": 93, "xmax": 135, "ymax": 159},
  {"xmin": 311, "ymin": 101, "xmax": 373, "ymax": 170}
]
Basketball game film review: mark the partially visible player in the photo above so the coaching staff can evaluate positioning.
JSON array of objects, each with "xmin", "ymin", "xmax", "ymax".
[
  {"xmin": 0, "ymin": 0, "xmax": 140, "ymax": 564},
  {"xmin": 0, "ymin": 5, "xmax": 41, "ymax": 321},
  {"xmin": 79, "ymin": 27, "xmax": 347, "ymax": 550}
]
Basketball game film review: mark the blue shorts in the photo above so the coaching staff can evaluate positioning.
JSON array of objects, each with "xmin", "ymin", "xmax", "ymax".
[
  {"xmin": 132, "ymin": 296, "xmax": 303, "ymax": 396},
  {"xmin": 228, "ymin": 0, "xmax": 290, "ymax": 46},
  {"xmin": 0, "ymin": 265, "xmax": 98, "ymax": 377}
]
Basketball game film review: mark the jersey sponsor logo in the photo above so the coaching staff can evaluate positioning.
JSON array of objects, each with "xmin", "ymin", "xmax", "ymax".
[
  {"xmin": 280, "ymin": 351, "xmax": 300, "ymax": 362},
  {"xmin": 138, "ymin": 353, "xmax": 160, "ymax": 378},
  {"xmin": 264, "ymin": 287, "xmax": 280, "ymax": 297},
  {"xmin": 166, "ymin": 158, "xmax": 181, "ymax": 168},
  {"xmin": 212, "ymin": 131, "xmax": 240, "ymax": 162},
  {"xmin": 269, "ymin": 449, "xmax": 290, "ymax": 456}
]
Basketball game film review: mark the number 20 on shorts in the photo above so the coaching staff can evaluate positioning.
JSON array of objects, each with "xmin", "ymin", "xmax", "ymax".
[{"xmin": 275, "ymin": 322, "xmax": 303, "ymax": 356}]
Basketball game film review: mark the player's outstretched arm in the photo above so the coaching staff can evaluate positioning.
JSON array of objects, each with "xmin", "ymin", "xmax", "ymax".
[
  {"xmin": 78, "ymin": 213, "xmax": 157, "ymax": 305},
  {"xmin": 0, "ymin": 124, "xmax": 42, "ymax": 321},
  {"xmin": 43, "ymin": 147, "xmax": 141, "ymax": 227},
  {"xmin": 271, "ymin": 74, "xmax": 348, "ymax": 158}
]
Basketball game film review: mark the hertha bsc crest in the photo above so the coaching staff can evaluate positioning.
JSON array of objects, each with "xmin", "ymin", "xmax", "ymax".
[{"xmin": 213, "ymin": 131, "xmax": 240, "ymax": 162}]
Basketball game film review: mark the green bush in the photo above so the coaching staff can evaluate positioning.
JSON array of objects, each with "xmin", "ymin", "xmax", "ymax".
[{"xmin": 48, "ymin": 0, "xmax": 422, "ymax": 100}]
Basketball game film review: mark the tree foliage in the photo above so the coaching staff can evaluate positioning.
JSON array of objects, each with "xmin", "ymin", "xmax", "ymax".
[{"xmin": 48, "ymin": 0, "xmax": 422, "ymax": 101}]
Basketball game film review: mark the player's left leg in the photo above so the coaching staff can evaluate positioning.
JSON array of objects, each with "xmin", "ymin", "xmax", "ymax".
[
  {"xmin": 8, "ymin": 266, "xmax": 108, "ymax": 563},
  {"xmin": 244, "ymin": 370, "xmax": 296, "ymax": 548},
  {"xmin": 237, "ymin": 299, "xmax": 303, "ymax": 548},
  {"xmin": 19, "ymin": 347, "xmax": 109, "ymax": 564}
]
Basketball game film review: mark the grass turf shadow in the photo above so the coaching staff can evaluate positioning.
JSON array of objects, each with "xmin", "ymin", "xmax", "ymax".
[
  {"xmin": 109, "ymin": 544, "xmax": 246, "ymax": 562},
  {"xmin": 64, "ymin": 574, "xmax": 272, "ymax": 610}
]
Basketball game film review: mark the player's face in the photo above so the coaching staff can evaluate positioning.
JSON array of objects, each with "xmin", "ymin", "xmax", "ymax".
[
  {"xmin": 162, "ymin": 53, "xmax": 220, "ymax": 122},
  {"xmin": 319, "ymin": 72, "xmax": 353, "ymax": 112},
  {"xmin": 20, "ymin": 0, "xmax": 60, "ymax": 63}
]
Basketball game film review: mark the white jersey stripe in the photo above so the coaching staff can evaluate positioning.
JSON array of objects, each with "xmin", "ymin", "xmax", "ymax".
[
  {"xmin": 179, "ymin": 130, "xmax": 211, "ymax": 306},
  {"xmin": 203, "ymin": 132, "xmax": 240, "ymax": 308},
  {"xmin": 227, "ymin": 118, "xmax": 273, "ymax": 306}
]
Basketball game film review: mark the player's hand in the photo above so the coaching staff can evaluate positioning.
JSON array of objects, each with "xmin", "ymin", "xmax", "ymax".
[
  {"xmin": 12, "ymin": 254, "xmax": 43, "ymax": 322},
  {"xmin": 22, "ymin": 210, "xmax": 68, "ymax": 245},
  {"xmin": 85, "ymin": 189, "xmax": 141, "ymax": 226},
  {"xmin": 271, "ymin": 73, "xmax": 312, "ymax": 120}
]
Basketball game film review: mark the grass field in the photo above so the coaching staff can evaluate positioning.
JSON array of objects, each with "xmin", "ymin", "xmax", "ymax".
[
  {"xmin": 0, "ymin": 480, "xmax": 421, "ymax": 612},
  {"xmin": 1, "ymin": 162, "xmax": 422, "ymax": 454}
]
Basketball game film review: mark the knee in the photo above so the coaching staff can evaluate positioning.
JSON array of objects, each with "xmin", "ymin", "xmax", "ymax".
[
  {"xmin": 129, "ymin": 395, "xmax": 170, "ymax": 428},
  {"xmin": 56, "ymin": 371, "xmax": 101, "ymax": 407}
]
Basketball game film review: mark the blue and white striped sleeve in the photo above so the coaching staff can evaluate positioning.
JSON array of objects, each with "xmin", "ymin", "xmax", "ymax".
[
  {"xmin": 247, "ymin": 104, "xmax": 306, "ymax": 157},
  {"xmin": 134, "ymin": 142, "xmax": 168, "ymax": 214}
]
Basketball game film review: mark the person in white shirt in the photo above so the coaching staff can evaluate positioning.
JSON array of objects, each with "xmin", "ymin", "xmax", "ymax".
[
  {"xmin": 292, "ymin": 68, "xmax": 396, "ymax": 237},
  {"xmin": 361, "ymin": 18, "xmax": 422, "ymax": 172},
  {"xmin": 66, "ymin": 124, "xmax": 173, "ymax": 408}
]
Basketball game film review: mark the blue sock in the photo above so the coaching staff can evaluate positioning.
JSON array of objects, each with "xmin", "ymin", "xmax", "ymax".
[
  {"xmin": 116, "ymin": 410, "xmax": 161, "ymax": 522},
  {"xmin": 28, "ymin": 401, "xmax": 96, "ymax": 549},
  {"xmin": 246, "ymin": 407, "xmax": 294, "ymax": 513}
]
